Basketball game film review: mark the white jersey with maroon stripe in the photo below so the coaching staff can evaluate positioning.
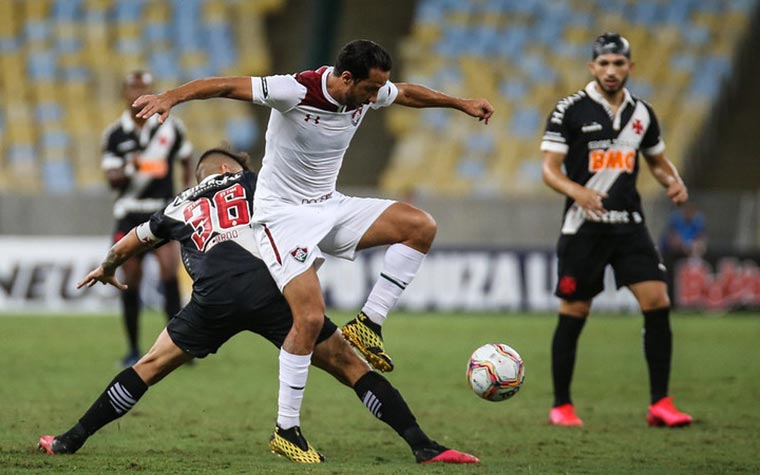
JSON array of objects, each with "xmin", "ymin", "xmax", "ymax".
[{"xmin": 249, "ymin": 66, "xmax": 398, "ymax": 206}]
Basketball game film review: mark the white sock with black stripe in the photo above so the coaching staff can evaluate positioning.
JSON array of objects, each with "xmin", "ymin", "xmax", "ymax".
[
  {"xmin": 362, "ymin": 244, "xmax": 426, "ymax": 326},
  {"xmin": 277, "ymin": 349, "xmax": 312, "ymax": 430}
]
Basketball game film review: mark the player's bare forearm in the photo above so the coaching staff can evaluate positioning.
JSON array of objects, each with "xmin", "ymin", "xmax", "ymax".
[
  {"xmin": 542, "ymin": 153, "xmax": 583, "ymax": 199},
  {"xmin": 542, "ymin": 151, "xmax": 607, "ymax": 218},
  {"xmin": 644, "ymin": 152, "xmax": 688, "ymax": 203},
  {"xmin": 134, "ymin": 77, "xmax": 251, "ymax": 122},
  {"xmin": 394, "ymin": 83, "xmax": 494, "ymax": 123},
  {"xmin": 102, "ymin": 229, "xmax": 150, "ymax": 274}
]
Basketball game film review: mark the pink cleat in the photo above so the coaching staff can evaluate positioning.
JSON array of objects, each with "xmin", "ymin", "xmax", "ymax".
[
  {"xmin": 549, "ymin": 403, "xmax": 584, "ymax": 427},
  {"xmin": 38, "ymin": 436, "xmax": 57, "ymax": 455},
  {"xmin": 420, "ymin": 449, "xmax": 480, "ymax": 464},
  {"xmin": 647, "ymin": 396, "xmax": 692, "ymax": 427},
  {"xmin": 415, "ymin": 442, "xmax": 480, "ymax": 464}
]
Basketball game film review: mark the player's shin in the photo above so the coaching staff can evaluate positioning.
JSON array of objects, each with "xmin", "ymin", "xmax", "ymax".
[
  {"xmin": 642, "ymin": 307, "xmax": 672, "ymax": 404},
  {"xmin": 277, "ymin": 349, "xmax": 312, "ymax": 429},
  {"xmin": 362, "ymin": 244, "xmax": 425, "ymax": 325},
  {"xmin": 551, "ymin": 314, "xmax": 587, "ymax": 406},
  {"xmin": 352, "ymin": 371, "xmax": 433, "ymax": 451},
  {"xmin": 59, "ymin": 367, "xmax": 148, "ymax": 452}
]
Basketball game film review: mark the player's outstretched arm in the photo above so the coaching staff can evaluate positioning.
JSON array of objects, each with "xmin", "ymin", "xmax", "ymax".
[
  {"xmin": 643, "ymin": 152, "xmax": 688, "ymax": 204},
  {"xmin": 132, "ymin": 76, "xmax": 253, "ymax": 124},
  {"xmin": 542, "ymin": 151, "xmax": 607, "ymax": 220},
  {"xmin": 394, "ymin": 83, "xmax": 494, "ymax": 124},
  {"xmin": 77, "ymin": 228, "xmax": 151, "ymax": 290}
]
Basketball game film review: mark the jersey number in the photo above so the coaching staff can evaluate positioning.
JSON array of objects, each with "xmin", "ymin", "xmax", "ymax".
[{"xmin": 183, "ymin": 184, "xmax": 251, "ymax": 251}]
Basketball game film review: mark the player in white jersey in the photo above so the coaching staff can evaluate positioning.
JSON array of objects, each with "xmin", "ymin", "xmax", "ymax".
[{"xmin": 133, "ymin": 39, "xmax": 494, "ymax": 439}]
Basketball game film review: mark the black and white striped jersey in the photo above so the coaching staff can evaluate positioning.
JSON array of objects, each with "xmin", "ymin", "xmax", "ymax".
[
  {"xmin": 136, "ymin": 170, "xmax": 264, "ymax": 306},
  {"xmin": 541, "ymin": 82, "xmax": 664, "ymax": 235},
  {"xmin": 102, "ymin": 111, "xmax": 193, "ymax": 220}
]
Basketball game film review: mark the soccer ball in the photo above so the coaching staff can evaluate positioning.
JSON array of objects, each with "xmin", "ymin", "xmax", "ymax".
[{"xmin": 466, "ymin": 343, "xmax": 525, "ymax": 402}]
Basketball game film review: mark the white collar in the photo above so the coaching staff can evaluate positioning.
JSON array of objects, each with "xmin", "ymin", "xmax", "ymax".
[
  {"xmin": 120, "ymin": 110, "xmax": 159, "ymax": 133},
  {"xmin": 584, "ymin": 81, "xmax": 635, "ymax": 130},
  {"xmin": 199, "ymin": 173, "xmax": 221, "ymax": 185},
  {"xmin": 585, "ymin": 81, "xmax": 634, "ymax": 109},
  {"xmin": 321, "ymin": 66, "xmax": 341, "ymax": 107}
]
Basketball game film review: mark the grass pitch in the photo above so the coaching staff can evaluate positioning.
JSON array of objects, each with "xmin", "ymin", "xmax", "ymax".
[{"xmin": 1, "ymin": 311, "xmax": 759, "ymax": 474}]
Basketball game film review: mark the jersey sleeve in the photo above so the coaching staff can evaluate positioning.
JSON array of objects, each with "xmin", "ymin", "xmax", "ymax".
[
  {"xmin": 370, "ymin": 80, "xmax": 399, "ymax": 109},
  {"xmin": 135, "ymin": 206, "xmax": 183, "ymax": 245},
  {"xmin": 540, "ymin": 102, "xmax": 571, "ymax": 155},
  {"xmin": 641, "ymin": 102, "xmax": 665, "ymax": 155},
  {"xmin": 250, "ymin": 74, "xmax": 307, "ymax": 113},
  {"xmin": 101, "ymin": 126, "xmax": 125, "ymax": 171},
  {"xmin": 171, "ymin": 117, "xmax": 193, "ymax": 160}
]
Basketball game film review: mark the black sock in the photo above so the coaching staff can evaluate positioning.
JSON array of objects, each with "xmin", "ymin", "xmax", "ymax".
[
  {"xmin": 59, "ymin": 367, "xmax": 149, "ymax": 452},
  {"xmin": 122, "ymin": 289, "xmax": 141, "ymax": 354},
  {"xmin": 162, "ymin": 278, "xmax": 181, "ymax": 322},
  {"xmin": 353, "ymin": 371, "xmax": 433, "ymax": 452},
  {"xmin": 643, "ymin": 307, "xmax": 672, "ymax": 404},
  {"xmin": 551, "ymin": 314, "xmax": 587, "ymax": 407}
]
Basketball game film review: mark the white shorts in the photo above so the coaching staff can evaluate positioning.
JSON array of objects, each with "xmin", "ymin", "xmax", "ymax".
[{"xmin": 253, "ymin": 192, "xmax": 395, "ymax": 291}]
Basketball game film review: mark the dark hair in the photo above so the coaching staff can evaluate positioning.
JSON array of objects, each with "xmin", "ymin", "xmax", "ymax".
[
  {"xmin": 196, "ymin": 145, "xmax": 251, "ymax": 173},
  {"xmin": 334, "ymin": 39, "xmax": 392, "ymax": 81},
  {"xmin": 123, "ymin": 70, "xmax": 153, "ymax": 87},
  {"xmin": 592, "ymin": 33, "xmax": 631, "ymax": 59}
]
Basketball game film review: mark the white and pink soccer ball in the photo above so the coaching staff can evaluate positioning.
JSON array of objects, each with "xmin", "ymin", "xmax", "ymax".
[{"xmin": 467, "ymin": 343, "xmax": 525, "ymax": 402}]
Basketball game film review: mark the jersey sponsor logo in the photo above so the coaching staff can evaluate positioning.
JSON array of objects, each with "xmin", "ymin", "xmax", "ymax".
[
  {"xmin": 581, "ymin": 122, "xmax": 603, "ymax": 133},
  {"xmin": 300, "ymin": 192, "xmax": 333, "ymax": 204},
  {"xmin": 550, "ymin": 91, "xmax": 586, "ymax": 125},
  {"xmin": 290, "ymin": 247, "xmax": 308, "ymax": 263},
  {"xmin": 588, "ymin": 149, "xmax": 636, "ymax": 173}
]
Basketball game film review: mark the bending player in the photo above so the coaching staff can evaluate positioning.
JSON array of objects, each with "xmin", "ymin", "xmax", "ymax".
[{"xmin": 37, "ymin": 148, "xmax": 478, "ymax": 465}]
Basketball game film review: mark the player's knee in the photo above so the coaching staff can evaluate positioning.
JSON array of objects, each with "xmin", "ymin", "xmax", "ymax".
[
  {"xmin": 406, "ymin": 209, "xmax": 437, "ymax": 248},
  {"xmin": 641, "ymin": 294, "xmax": 670, "ymax": 311}
]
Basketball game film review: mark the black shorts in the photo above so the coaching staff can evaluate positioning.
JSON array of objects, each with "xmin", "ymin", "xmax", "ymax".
[
  {"xmin": 555, "ymin": 226, "xmax": 666, "ymax": 301},
  {"xmin": 166, "ymin": 294, "xmax": 338, "ymax": 358}
]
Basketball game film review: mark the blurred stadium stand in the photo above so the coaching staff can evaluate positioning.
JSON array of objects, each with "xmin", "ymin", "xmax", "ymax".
[
  {"xmin": 381, "ymin": 0, "xmax": 759, "ymax": 198},
  {"xmin": 1, "ymin": 0, "xmax": 759, "ymax": 250},
  {"xmin": 0, "ymin": 0, "xmax": 283, "ymax": 193}
]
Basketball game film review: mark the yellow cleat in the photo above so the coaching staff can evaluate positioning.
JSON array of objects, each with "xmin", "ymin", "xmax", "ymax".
[
  {"xmin": 341, "ymin": 312, "xmax": 394, "ymax": 372},
  {"xmin": 269, "ymin": 425, "xmax": 324, "ymax": 464}
]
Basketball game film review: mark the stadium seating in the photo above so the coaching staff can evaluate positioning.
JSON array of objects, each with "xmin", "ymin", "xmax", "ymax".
[
  {"xmin": 0, "ymin": 0, "xmax": 283, "ymax": 193},
  {"xmin": 382, "ymin": 0, "xmax": 758, "ymax": 197}
]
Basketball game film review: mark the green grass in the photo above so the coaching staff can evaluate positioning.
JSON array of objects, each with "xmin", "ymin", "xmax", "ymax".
[{"xmin": 1, "ymin": 311, "xmax": 759, "ymax": 474}]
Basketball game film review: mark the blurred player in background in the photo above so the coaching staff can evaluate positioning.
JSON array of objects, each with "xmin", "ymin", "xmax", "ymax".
[
  {"xmin": 132, "ymin": 39, "xmax": 493, "ymax": 440},
  {"xmin": 102, "ymin": 70, "xmax": 194, "ymax": 366},
  {"xmin": 38, "ymin": 148, "xmax": 478, "ymax": 465},
  {"xmin": 540, "ymin": 33, "xmax": 693, "ymax": 427}
]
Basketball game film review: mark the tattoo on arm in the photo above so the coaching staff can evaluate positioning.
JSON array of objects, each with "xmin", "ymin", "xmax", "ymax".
[{"xmin": 101, "ymin": 248, "xmax": 125, "ymax": 274}]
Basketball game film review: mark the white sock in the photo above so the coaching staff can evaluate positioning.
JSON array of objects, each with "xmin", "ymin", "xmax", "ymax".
[
  {"xmin": 277, "ymin": 349, "xmax": 312, "ymax": 430},
  {"xmin": 362, "ymin": 243, "xmax": 426, "ymax": 326}
]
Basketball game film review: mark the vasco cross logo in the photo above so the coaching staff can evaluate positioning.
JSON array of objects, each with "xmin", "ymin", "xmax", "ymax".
[{"xmin": 290, "ymin": 247, "xmax": 309, "ymax": 263}]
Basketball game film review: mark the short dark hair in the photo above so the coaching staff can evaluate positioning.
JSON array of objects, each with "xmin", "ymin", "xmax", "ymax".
[
  {"xmin": 334, "ymin": 39, "xmax": 392, "ymax": 82},
  {"xmin": 592, "ymin": 32, "xmax": 631, "ymax": 59},
  {"xmin": 196, "ymin": 145, "xmax": 252, "ymax": 173}
]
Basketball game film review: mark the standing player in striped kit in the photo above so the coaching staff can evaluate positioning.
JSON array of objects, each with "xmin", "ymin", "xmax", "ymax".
[
  {"xmin": 132, "ymin": 39, "xmax": 493, "ymax": 443},
  {"xmin": 102, "ymin": 71, "xmax": 194, "ymax": 366},
  {"xmin": 540, "ymin": 33, "xmax": 692, "ymax": 427}
]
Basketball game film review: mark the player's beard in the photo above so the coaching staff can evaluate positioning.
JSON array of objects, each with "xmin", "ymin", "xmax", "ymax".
[{"xmin": 595, "ymin": 75, "xmax": 628, "ymax": 95}]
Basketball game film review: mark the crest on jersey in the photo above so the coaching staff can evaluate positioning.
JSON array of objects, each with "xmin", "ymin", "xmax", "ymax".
[
  {"xmin": 290, "ymin": 246, "xmax": 309, "ymax": 263},
  {"xmin": 351, "ymin": 106, "xmax": 364, "ymax": 126}
]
